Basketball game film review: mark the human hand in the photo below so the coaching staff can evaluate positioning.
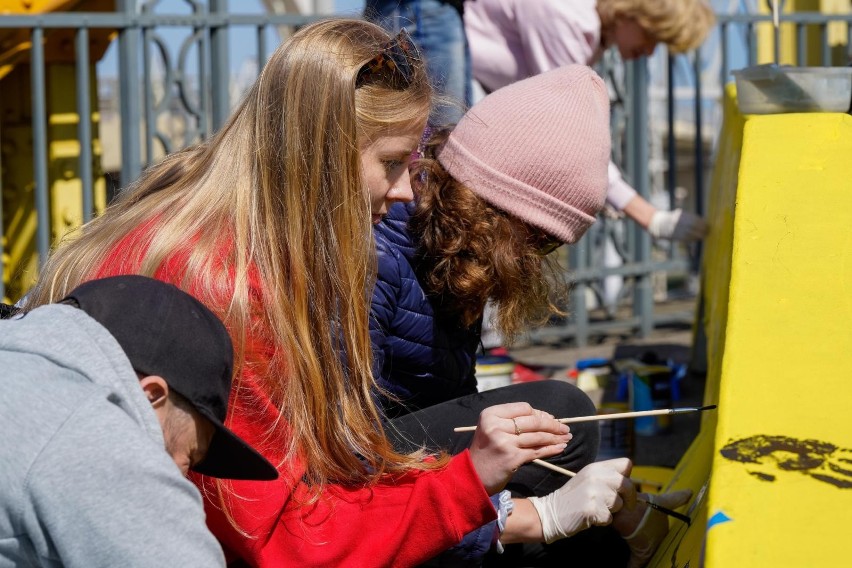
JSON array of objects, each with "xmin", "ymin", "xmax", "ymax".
[
  {"xmin": 648, "ymin": 209, "xmax": 708, "ymax": 241},
  {"xmin": 468, "ymin": 402, "xmax": 571, "ymax": 495},
  {"xmin": 615, "ymin": 489, "xmax": 693, "ymax": 568},
  {"xmin": 527, "ymin": 458, "xmax": 635, "ymax": 543}
]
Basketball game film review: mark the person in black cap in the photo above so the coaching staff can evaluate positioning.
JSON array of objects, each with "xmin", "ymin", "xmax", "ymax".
[{"xmin": 0, "ymin": 275, "xmax": 276, "ymax": 568}]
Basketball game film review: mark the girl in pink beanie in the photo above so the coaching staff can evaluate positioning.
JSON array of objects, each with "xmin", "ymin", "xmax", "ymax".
[
  {"xmin": 373, "ymin": 65, "xmax": 690, "ymax": 567},
  {"xmin": 465, "ymin": 0, "xmax": 714, "ymax": 242}
]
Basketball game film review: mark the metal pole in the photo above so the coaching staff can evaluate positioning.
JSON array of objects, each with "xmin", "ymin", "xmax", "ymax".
[
  {"xmin": 720, "ymin": 22, "xmax": 729, "ymax": 86},
  {"xmin": 666, "ymin": 53, "xmax": 676, "ymax": 263},
  {"xmin": 142, "ymin": 24, "xmax": 154, "ymax": 168},
  {"xmin": 666, "ymin": 53, "xmax": 676, "ymax": 212},
  {"xmin": 31, "ymin": 27, "xmax": 51, "ymax": 265},
  {"xmin": 692, "ymin": 48, "xmax": 705, "ymax": 275},
  {"xmin": 629, "ymin": 57, "xmax": 653, "ymax": 338},
  {"xmin": 693, "ymin": 49, "xmax": 704, "ymax": 219},
  {"xmin": 210, "ymin": 0, "xmax": 230, "ymax": 131},
  {"xmin": 747, "ymin": 22, "xmax": 757, "ymax": 66},
  {"xmin": 0, "ymin": 112, "xmax": 5, "ymax": 299},
  {"xmin": 570, "ymin": 239, "xmax": 589, "ymax": 347},
  {"xmin": 257, "ymin": 24, "xmax": 267, "ymax": 69},
  {"xmin": 117, "ymin": 0, "xmax": 141, "ymax": 187},
  {"xmin": 75, "ymin": 27, "xmax": 94, "ymax": 222}
]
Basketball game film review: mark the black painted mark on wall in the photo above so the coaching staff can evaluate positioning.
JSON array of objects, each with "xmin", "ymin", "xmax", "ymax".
[
  {"xmin": 749, "ymin": 471, "xmax": 775, "ymax": 482},
  {"xmin": 720, "ymin": 435, "xmax": 852, "ymax": 489}
]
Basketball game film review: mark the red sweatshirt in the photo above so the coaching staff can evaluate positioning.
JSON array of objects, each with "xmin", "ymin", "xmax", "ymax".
[{"xmin": 94, "ymin": 231, "xmax": 497, "ymax": 567}]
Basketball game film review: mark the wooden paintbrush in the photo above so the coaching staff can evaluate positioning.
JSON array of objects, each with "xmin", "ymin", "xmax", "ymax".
[{"xmin": 453, "ymin": 405, "xmax": 717, "ymax": 433}]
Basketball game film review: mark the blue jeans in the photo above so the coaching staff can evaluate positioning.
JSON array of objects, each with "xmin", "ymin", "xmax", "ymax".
[{"xmin": 365, "ymin": 0, "xmax": 471, "ymax": 126}]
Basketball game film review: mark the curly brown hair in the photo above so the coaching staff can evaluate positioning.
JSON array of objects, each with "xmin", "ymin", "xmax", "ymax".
[{"xmin": 410, "ymin": 130, "xmax": 569, "ymax": 343}]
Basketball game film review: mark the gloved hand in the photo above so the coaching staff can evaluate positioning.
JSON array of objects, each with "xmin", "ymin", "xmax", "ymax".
[
  {"xmin": 647, "ymin": 209, "xmax": 708, "ymax": 241},
  {"xmin": 527, "ymin": 458, "xmax": 635, "ymax": 543},
  {"xmin": 615, "ymin": 489, "xmax": 693, "ymax": 568}
]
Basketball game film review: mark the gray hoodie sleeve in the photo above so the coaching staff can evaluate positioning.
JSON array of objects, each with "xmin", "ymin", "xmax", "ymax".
[{"xmin": 23, "ymin": 397, "xmax": 225, "ymax": 567}]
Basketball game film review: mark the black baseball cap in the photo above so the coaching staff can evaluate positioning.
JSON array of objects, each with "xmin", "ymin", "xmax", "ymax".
[{"xmin": 63, "ymin": 275, "xmax": 278, "ymax": 481}]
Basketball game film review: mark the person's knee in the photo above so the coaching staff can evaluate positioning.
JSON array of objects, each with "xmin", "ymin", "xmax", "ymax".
[{"xmin": 528, "ymin": 380, "xmax": 597, "ymax": 418}]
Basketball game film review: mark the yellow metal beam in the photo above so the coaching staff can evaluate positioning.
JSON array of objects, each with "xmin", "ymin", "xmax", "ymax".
[
  {"xmin": 0, "ymin": 0, "xmax": 110, "ymax": 301},
  {"xmin": 1, "ymin": 63, "xmax": 106, "ymax": 302}
]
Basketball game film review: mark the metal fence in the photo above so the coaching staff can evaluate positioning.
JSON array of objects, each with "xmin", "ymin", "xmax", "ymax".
[
  {"xmin": 535, "ymin": 10, "xmax": 852, "ymax": 346},
  {"xmin": 0, "ymin": 4, "xmax": 850, "ymax": 344}
]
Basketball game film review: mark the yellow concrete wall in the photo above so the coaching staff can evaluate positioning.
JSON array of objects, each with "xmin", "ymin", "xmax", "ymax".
[
  {"xmin": 705, "ymin": 111, "xmax": 852, "ymax": 567},
  {"xmin": 649, "ymin": 88, "xmax": 852, "ymax": 567},
  {"xmin": 645, "ymin": 86, "xmax": 745, "ymax": 567}
]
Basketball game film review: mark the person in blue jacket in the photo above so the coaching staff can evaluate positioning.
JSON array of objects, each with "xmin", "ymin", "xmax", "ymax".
[
  {"xmin": 371, "ymin": 65, "xmax": 692, "ymax": 566},
  {"xmin": 365, "ymin": 0, "xmax": 471, "ymax": 126}
]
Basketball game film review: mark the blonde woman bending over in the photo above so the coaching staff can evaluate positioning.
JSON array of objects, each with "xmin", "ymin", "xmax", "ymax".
[
  {"xmin": 24, "ymin": 19, "xmax": 587, "ymax": 567},
  {"xmin": 465, "ymin": 0, "xmax": 716, "ymax": 242}
]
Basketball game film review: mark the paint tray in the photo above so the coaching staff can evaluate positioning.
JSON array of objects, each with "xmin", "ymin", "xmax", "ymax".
[{"xmin": 732, "ymin": 64, "xmax": 852, "ymax": 114}]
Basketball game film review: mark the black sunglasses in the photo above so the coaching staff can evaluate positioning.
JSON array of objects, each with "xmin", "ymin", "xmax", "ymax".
[
  {"xmin": 356, "ymin": 28, "xmax": 422, "ymax": 89},
  {"xmin": 537, "ymin": 239, "xmax": 563, "ymax": 256},
  {"xmin": 526, "ymin": 224, "xmax": 562, "ymax": 256}
]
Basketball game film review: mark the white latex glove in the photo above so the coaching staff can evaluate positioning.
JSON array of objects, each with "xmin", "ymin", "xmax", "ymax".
[
  {"xmin": 647, "ymin": 209, "xmax": 708, "ymax": 241},
  {"xmin": 527, "ymin": 458, "xmax": 635, "ymax": 543}
]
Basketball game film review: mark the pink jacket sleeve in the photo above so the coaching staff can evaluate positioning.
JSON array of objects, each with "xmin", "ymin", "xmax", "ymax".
[
  {"xmin": 466, "ymin": 0, "xmax": 601, "ymax": 90},
  {"xmin": 607, "ymin": 161, "xmax": 638, "ymax": 210}
]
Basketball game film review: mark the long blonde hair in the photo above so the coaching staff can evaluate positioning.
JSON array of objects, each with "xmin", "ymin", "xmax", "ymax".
[
  {"xmin": 26, "ymin": 19, "xmax": 441, "ymax": 490},
  {"xmin": 597, "ymin": 0, "xmax": 716, "ymax": 53}
]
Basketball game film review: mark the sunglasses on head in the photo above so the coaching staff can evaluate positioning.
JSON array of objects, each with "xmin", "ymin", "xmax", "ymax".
[
  {"xmin": 525, "ymin": 225, "xmax": 562, "ymax": 256},
  {"xmin": 537, "ymin": 239, "xmax": 563, "ymax": 256},
  {"xmin": 356, "ymin": 28, "xmax": 422, "ymax": 89}
]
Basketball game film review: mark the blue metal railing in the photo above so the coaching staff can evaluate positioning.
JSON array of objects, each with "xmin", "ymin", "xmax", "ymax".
[{"xmin": 0, "ymin": 6, "xmax": 849, "ymax": 342}]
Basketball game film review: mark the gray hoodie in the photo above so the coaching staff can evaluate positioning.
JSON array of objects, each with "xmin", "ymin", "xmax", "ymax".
[{"xmin": 0, "ymin": 304, "xmax": 225, "ymax": 567}]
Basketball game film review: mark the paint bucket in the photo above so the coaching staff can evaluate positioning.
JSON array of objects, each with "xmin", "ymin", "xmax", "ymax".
[
  {"xmin": 597, "ymin": 404, "xmax": 634, "ymax": 461},
  {"xmin": 629, "ymin": 365, "xmax": 673, "ymax": 436},
  {"xmin": 475, "ymin": 355, "xmax": 515, "ymax": 392}
]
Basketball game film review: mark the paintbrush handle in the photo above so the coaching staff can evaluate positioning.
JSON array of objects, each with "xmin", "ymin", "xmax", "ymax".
[
  {"xmin": 452, "ymin": 405, "xmax": 716, "ymax": 432},
  {"xmin": 558, "ymin": 408, "xmax": 675, "ymax": 424},
  {"xmin": 532, "ymin": 459, "xmax": 575, "ymax": 477},
  {"xmin": 530, "ymin": 461, "xmax": 664, "ymax": 491}
]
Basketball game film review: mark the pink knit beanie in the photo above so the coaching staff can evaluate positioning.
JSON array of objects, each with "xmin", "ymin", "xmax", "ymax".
[{"xmin": 437, "ymin": 65, "xmax": 610, "ymax": 244}]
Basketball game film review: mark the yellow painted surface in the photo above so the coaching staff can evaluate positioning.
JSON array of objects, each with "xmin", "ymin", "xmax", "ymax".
[
  {"xmin": 631, "ymin": 465, "xmax": 674, "ymax": 495},
  {"xmin": 650, "ymin": 88, "xmax": 852, "ymax": 567},
  {"xmin": 645, "ymin": 85, "xmax": 744, "ymax": 568},
  {"xmin": 704, "ymin": 111, "xmax": 852, "ymax": 567},
  {"xmin": 0, "ymin": 0, "xmax": 115, "ymax": 78},
  {"xmin": 756, "ymin": 0, "xmax": 850, "ymax": 66},
  {"xmin": 1, "ymin": 63, "xmax": 106, "ymax": 301},
  {"xmin": 701, "ymin": 85, "xmax": 745, "ymax": 414}
]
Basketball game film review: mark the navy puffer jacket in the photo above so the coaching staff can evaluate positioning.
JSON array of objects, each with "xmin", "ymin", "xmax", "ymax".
[
  {"xmin": 371, "ymin": 202, "xmax": 503, "ymax": 564},
  {"xmin": 371, "ymin": 202, "xmax": 481, "ymax": 417}
]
